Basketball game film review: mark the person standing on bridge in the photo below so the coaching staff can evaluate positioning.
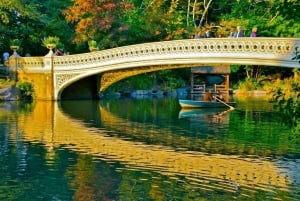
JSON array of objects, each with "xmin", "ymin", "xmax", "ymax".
[
  {"xmin": 250, "ymin": 26, "xmax": 258, "ymax": 37},
  {"xmin": 194, "ymin": 30, "xmax": 202, "ymax": 39},
  {"xmin": 203, "ymin": 28, "xmax": 211, "ymax": 38},
  {"xmin": 234, "ymin": 25, "xmax": 244, "ymax": 38},
  {"xmin": 228, "ymin": 28, "xmax": 235, "ymax": 38}
]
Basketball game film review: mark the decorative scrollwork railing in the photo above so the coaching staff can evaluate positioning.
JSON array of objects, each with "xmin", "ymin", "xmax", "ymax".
[{"xmin": 54, "ymin": 38, "xmax": 299, "ymax": 69}]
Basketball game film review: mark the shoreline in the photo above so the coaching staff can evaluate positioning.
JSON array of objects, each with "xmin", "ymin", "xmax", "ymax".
[{"xmin": 0, "ymin": 86, "xmax": 19, "ymax": 101}]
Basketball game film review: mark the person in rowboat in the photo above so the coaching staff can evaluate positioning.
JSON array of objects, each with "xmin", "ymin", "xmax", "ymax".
[
  {"xmin": 203, "ymin": 90, "xmax": 213, "ymax": 101},
  {"xmin": 215, "ymin": 90, "xmax": 225, "ymax": 102}
]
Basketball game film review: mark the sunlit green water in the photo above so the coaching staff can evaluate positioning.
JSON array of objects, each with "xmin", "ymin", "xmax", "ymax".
[{"xmin": 0, "ymin": 97, "xmax": 299, "ymax": 201}]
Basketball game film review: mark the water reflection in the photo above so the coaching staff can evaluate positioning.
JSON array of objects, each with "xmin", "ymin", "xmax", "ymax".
[{"xmin": 0, "ymin": 98, "xmax": 299, "ymax": 200}]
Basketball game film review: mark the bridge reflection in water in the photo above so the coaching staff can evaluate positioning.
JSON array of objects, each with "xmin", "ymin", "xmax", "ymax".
[{"xmin": 19, "ymin": 101, "xmax": 291, "ymax": 196}]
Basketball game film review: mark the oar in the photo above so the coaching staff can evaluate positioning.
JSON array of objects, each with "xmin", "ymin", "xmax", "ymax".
[
  {"xmin": 214, "ymin": 96, "xmax": 235, "ymax": 110},
  {"xmin": 218, "ymin": 108, "xmax": 232, "ymax": 116},
  {"xmin": 213, "ymin": 108, "xmax": 232, "ymax": 121}
]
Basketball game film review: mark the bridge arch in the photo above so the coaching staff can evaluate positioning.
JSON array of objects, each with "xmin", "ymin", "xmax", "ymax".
[{"xmin": 17, "ymin": 38, "xmax": 300, "ymax": 100}]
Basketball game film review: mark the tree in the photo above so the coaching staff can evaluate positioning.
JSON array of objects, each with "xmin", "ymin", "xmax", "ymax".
[
  {"xmin": 192, "ymin": 0, "xmax": 213, "ymax": 28},
  {"xmin": 63, "ymin": 0, "xmax": 134, "ymax": 49},
  {"xmin": 0, "ymin": 0, "xmax": 41, "ymax": 54},
  {"xmin": 0, "ymin": 0, "xmax": 74, "ymax": 56},
  {"xmin": 271, "ymin": 76, "xmax": 300, "ymax": 138},
  {"xmin": 137, "ymin": 0, "xmax": 188, "ymax": 41}
]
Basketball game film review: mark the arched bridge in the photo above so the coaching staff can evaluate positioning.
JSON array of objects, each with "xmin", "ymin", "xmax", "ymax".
[{"xmin": 14, "ymin": 37, "xmax": 300, "ymax": 100}]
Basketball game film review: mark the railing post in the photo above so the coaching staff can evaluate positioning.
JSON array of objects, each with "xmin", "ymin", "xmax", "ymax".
[
  {"xmin": 43, "ymin": 49, "xmax": 55, "ymax": 100},
  {"xmin": 44, "ymin": 48, "xmax": 54, "ymax": 71}
]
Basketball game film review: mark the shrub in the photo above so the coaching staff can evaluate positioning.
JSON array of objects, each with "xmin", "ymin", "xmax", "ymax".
[
  {"xmin": 16, "ymin": 81, "xmax": 34, "ymax": 100},
  {"xmin": 10, "ymin": 39, "xmax": 22, "ymax": 47},
  {"xmin": 270, "ymin": 77, "xmax": 300, "ymax": 126},
  {"xmin": 42, "ymin": 36, "xmax": 60, "ymax": 48}
]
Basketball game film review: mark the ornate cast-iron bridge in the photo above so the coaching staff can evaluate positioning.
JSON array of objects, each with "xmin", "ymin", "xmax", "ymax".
[{"xmin": 12, "ymin": 37, "xmax": 300, "ymax": 100}]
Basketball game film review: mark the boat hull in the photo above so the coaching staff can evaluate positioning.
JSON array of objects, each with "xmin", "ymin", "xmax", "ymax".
[{"xmin": 179, "ymin": 99, "xmax": 236, "ymax": 108}]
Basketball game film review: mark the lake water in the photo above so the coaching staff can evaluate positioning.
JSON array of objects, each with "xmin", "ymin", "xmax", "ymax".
[{"xmin": 0, "ymin": 96, "xmax": 299, "ymax": 201}]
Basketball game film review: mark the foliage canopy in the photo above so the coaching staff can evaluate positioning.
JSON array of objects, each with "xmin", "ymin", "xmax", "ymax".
[{"xmin": 1, "ymin": 0, "xmax": 300, "ymax": 54}]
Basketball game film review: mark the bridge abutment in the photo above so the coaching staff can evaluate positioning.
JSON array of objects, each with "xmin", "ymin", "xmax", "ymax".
[{"xmin": 18, "ymin": 71, "xmax": 54, "ymax": 100}]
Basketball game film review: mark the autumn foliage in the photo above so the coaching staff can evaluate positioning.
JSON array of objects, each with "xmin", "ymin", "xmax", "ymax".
[{"xmin": 64, "ymin": 0, "xmax": 134, "ymax": 43}]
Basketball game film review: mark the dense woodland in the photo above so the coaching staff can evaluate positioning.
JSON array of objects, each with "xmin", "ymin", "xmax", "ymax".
[{"xmin": 1, "ymin": 0, "xmax": 300, "ymax": 55}]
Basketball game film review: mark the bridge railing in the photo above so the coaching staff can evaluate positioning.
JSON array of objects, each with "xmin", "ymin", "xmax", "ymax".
[
  {"xmin": 18, "ymin": 57, "xmax": 44, "ymax": 71},
  {"xmin": 17, "ymin": 37, "xmax": 300, "ymax": 72}
]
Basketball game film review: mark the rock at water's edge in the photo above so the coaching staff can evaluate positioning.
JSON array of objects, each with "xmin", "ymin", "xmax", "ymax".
[{"xmin": 0, "ymin": 86, "xmax": 19, "ymax": 101}]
